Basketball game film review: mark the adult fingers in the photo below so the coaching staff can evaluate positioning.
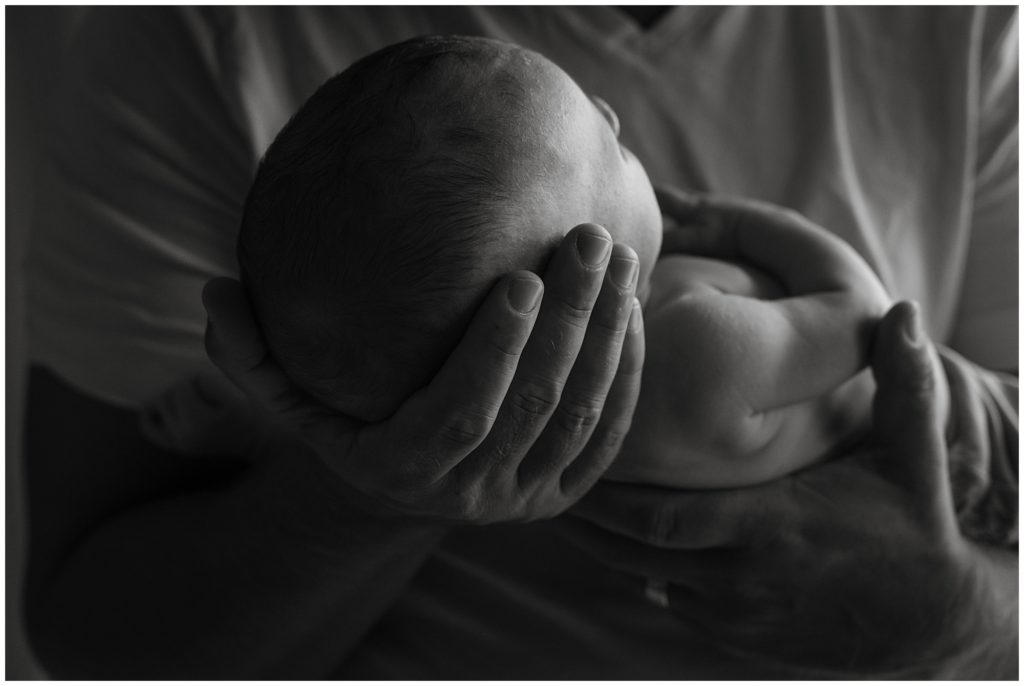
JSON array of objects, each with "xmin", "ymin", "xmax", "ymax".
[
  {"xmin": 568, "ymin": 480, "xmax": 783, "ymax": 549},
  {"xmin": 203, "ymin": 277, "xmax": 293, "ymax": 401},
  {"xmin": 869, "ymin": 301, "xmax": 953, "ymax": 513},
  {"xmin": 202, "ymin": 278, "xmax": 356, "ymax": 447},
  {"xmin": 454, "ymin": 224, "xmax": 614, "ymax": 480},
  {"xmin": 516, "ymin": 243, "xmax": 640, "ymax": 491},
  {"xmin": 191, "ymin": 371, "xmax": 251, "ymax": 409},
  {"xmin": 381, "ymin": 270, "xmax": 543, "ymax": 473},
  {"xmin": 558, "ymin": 299, "xmax": 645, "ymax": 501}
]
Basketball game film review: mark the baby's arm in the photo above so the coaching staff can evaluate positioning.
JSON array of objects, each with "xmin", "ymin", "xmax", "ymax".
[
  {"xmin": 613, "ymin": 197, "xmax": 892, "ymax": 487},
  {"xmin": 639, "ymin": 258, "xmax": 876, "ymax": 478},
  {"xmin": 662, "ymin": 198, "xmax": 891, "ymax": 412}
]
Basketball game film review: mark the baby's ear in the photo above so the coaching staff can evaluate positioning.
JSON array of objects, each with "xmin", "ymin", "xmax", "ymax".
[{"xmin": 589, "ymin": 95, "xmax": 620, "ymax": 137}]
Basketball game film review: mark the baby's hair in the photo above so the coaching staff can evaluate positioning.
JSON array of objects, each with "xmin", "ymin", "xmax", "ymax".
[{"xmin": 238, "ymin": 35, "xmax": 529, "ymax": 420}]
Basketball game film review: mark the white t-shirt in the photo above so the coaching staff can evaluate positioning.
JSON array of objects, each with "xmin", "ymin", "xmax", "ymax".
[{"xmin": 26, "ymin": 6, "xmax": 1018, "ymax": 678}]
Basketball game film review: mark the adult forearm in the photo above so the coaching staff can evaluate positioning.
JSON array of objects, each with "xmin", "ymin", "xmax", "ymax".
[{"xmin": 28, "ymin": 442, "xmax": 446, "ymax": 679}]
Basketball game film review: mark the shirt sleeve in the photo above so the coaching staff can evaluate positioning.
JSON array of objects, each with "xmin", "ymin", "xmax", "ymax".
[
  {"xmin": 947, "ymin": 7, "xmax": 1018, "ymax": 371},
  {"xmin": 27, "ymin": 6, "xmax": 255, "ymax": 409}
]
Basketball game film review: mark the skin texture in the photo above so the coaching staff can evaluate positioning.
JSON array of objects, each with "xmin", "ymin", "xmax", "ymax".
[
  {"xmin": 506, "ymin": 49, "xmax": 663, "ymax": 304},
  {"xmin": 422, "ymin": 41, "xmax": 664, "ymax": 304},
  {"xmin": 607, "ymin": 189, "xmax": 895, "ymax": 487},
  {"xmin": 559, "ymin": 302, "xmax": 1018, "ymax": 678},
  {"xmin": 150, "ymin": 47, "xmax": 667, "ymax": 499},
  {"xmin": 555, "ymin": 190, "xmax": 1018, "ymax": 678},
  {"xmin": 248, "ymin": 39, "xmax": 663, "ymax": 423},
  {"xmin": 25, "ymin": 224, "xmax": 645, "ymax": 677},
  {"xmin": 204, "ymin": 223, "xmax": 644, "ymax": 523},
  {"xmin": 29, "ymin": 36, "xmax": 1013, "ymax": 677}
]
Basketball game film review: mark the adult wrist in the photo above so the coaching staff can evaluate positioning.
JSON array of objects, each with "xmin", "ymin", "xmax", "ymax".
[{"xmin": 243, "ymin": 434, "xmax": 450, "ymax": 555}]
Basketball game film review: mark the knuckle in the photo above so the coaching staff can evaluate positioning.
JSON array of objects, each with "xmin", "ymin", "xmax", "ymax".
[
  {"xmin": 589, "ymin": 313, "xmax": 630, "ymax": 339},
  {"xmin": 436, "ymin": 409, "xmax": 492, "ymax": 448},
  {"xmin": 553, "ymin": 398, "xmax": 603, "ymax": 437},
  {"xmin": 509, "ymin": 381, "xmax": 562, "ymax": 418},
  {"xmin": 551, "ymin": 295, "xmax": 595, "ymax": 328},
  {"xmin": 486, "ymin": 325, "xmax": 527, "ymax": 362}
]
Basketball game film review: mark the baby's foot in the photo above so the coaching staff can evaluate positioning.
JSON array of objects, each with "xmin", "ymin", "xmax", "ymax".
[{"xmin": 141, "ymin": 373, "xmax": 264, "ymax": 457}]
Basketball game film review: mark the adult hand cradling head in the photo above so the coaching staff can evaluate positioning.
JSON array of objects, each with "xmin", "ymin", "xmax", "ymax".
[{"xmin": 203, "ymin": 223, "xmax": 645, "ymax": 524}]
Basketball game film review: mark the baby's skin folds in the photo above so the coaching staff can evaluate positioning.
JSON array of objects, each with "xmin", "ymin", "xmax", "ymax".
[{"xmin": 606, "ymin": 254, "xmax": 879, "ymax": 489}]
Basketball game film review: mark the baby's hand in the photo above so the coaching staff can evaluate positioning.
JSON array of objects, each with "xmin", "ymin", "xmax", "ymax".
[{"xmin": 141, "ymin": 373, "xmax": 265, "ymax": 458}]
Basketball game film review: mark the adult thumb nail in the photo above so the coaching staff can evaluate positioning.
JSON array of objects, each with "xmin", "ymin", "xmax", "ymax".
[{"xmin": 902, "ymin": 301, "xmax": 923, "ymax": 348}]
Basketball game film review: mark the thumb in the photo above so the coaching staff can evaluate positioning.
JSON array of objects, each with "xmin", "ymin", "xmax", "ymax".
[
  {"xmin": 203, "ymin": 277, "xmax": 268, "ymax": 374},
  {"xmin": 869, "ymin": 301, "xmax": 951, "ymax": 505},
  {"xmin": 202, "ymin": 277, "xmax": 360, "ymax": 454}
]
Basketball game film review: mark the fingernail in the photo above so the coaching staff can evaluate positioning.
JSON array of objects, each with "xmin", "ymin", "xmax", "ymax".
[
  {"xmin": 577, "ymin": 230, "xmax": 612, "ymax": 267},
  {"xmin": 903, "ymin": 301, "xmax": 923, "ymax": 347},
  {"xmin": 628, "ymin": 299, "xmax": 642, "ymax": 332},
  {"xmin": 508, "ymin": 277, "xmax": 543, "ymax": 314},
  {"xmin": 609, "ymin": 256, "xmax": 638, "ymax": 289}
]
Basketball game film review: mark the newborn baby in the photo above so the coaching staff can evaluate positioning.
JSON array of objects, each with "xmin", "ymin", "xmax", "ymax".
[{"xmin": 149, "ymin": 35, "xmax": 891, "ymax": 489}]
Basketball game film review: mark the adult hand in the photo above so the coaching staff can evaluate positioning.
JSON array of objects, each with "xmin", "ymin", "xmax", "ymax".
[
  {"xmin": 140, "ymin": 372, "xmax": 260, "ymax": 457},
  {"xmin": 559, "ymin": 302, "xmax": 1017, "ymax": 678},
  {"xmin": 204, "ymin": 223, "xmax": 645, "ymax": 524}
]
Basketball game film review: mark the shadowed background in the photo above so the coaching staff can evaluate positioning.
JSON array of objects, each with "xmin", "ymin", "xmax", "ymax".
[{"xmin": 7, "ymin": 7, "xmax": 86, "ymax": 679}]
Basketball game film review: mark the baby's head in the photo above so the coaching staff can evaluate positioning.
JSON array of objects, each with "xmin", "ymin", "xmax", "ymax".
[{"xmin": 238, "ymin": 36, "xmax": 661, "ymax": 421}]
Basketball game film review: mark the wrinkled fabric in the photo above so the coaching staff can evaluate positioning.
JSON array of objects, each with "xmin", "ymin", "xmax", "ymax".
[
  {"xmin": 941, "ymin": 346, "xmax": 1019, "ymax": 547},
  {"xmin": 26, "ymin": 6, "xmax": 1018, "ymax": 678}
]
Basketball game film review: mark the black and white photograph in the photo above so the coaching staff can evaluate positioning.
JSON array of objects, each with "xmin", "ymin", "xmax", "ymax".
[{"xmin": 6, "ymin": 3, "xmax": 1019, "ymax": 680}]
